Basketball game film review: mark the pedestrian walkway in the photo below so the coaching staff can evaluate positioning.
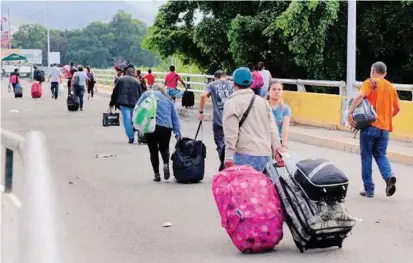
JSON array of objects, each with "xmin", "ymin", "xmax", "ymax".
[{"xmin": 1, "ymin": 79, "xmax": 413, "ymax": 263}]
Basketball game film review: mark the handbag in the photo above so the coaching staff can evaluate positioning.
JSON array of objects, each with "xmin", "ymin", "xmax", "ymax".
[{"xmin": 102, "ymin": 109, "xmax": 120, "ymax": 127}]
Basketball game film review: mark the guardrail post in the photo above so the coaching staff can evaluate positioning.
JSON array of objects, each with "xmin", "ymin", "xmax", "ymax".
[
  {"xmin": 296, "ymin": 80, "xmax": 306, "ymax": 92},
  {"xmin": 4, "ymin": 148, "xmax": 13, "ymax": 193},
  {"xmin": 339, "ymin": 81, "xmax": 347, "ymax": 96},
  {"xmin": 186, "ymin": 76, "xmax": 191, "ymax": 90}
]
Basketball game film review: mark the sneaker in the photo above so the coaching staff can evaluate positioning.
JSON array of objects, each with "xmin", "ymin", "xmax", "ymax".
[
  {"xmin": 80, "ymin": 108, "xmax": 83, "ymax": 111},
  {"xmin": 385, "ymin": 176, "xmax": 397, "ymax": 197},
  {"xmin": 153, "ymin": 173, "xmax": 161, "ymax": 182},
  {"xmin": 128, "ymin": 138, "xmax": 134, "ymax": 144},
  {"xmin": 163, "ymin": 164, "xmax": 170, "ymax": 180},
  {"xmin": 360, "ymin": 191, "xmax": 374, "ymax": 198}
]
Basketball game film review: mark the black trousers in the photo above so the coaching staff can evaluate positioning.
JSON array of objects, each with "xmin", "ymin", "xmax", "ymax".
[
  {"xmin": 87, "ymin": 81, "xmax": 95, "ymax": 97},
  {"xmin": 145, "ymin": 125, "xmax": 172, "ymax": 174}
]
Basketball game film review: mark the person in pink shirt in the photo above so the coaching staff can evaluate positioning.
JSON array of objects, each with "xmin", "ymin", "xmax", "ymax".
[{"xmin": 164, "ymin": 65, "xmax": 186, "ymax": 100}]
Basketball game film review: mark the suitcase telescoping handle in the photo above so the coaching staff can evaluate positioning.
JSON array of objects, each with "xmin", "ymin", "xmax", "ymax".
[{"xmin": 194, "ymin": 121, "xmax": 203, "ymax": 140}]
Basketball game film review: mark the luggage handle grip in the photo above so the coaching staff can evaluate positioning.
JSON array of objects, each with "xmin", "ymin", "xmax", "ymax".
[{"xmin": 194, "ymin": 121, "xmax": 203, "ymax": 140}]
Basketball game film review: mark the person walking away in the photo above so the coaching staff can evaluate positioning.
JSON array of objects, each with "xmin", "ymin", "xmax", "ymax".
[
  {"xmin": 136, "ymin": 84, "xmax": 181, "ymax": 182},
  {"xmin": 144, "ymin": 69, "xmax": 156, "ymax": 89},
  {"xmin": 247, "ymin": 62, "xmax": 264, "ymax": 96},
  {"xmin": 136, "ymin": 69, "xmax": 147, "ymax": 92},
  {"xmin": 71, "ymin": 65, "xmax": 89, "ymax": 111},
  {"xmin": 67, "ymin": 62, "xmax": 77, "ymax": 95},
  {"xmin": 86, "ymin": 66, "xmax": 96, "ymax": 99},
  {"xmin": 223, "ymin": 67, "xmax": 282, "ymax": 172},
  {"xmin": 199, "ymin": 70, "xmax": 234, "ymax": 171},
  {"xmin": 109, "ymin": 67, "xmax": 142, "ymax": 144},
  {"xmin": 258, "ymin": 62, "xmax": 273, "ymax": 98},
  {"xmin": 164, "ymin": 65, "xmax": 186, "ymax": 100},
  {"xmin": 48, "ymin": 64, "xmax": 62, "ymax": 99},
  {"xmin": 348, "ymin": 61, "xmax": 400, "ymax": 198},
  {"xmin": 267, "ymin": 81, "xmax": 291, "ymax": 148},
  {"xmin": 9, "ymin": 68, "xmax": 20, "ymax": 92}
]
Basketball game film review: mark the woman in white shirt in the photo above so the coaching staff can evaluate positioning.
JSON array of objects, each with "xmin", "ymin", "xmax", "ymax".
[{"xmin": 258, "ymin": 61, "xmax": 273, "ymax": 98}]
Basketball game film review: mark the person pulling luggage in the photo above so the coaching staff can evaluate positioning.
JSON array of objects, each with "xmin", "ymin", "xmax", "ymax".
[
  {"xmin": 135, "ymin": 84, "xmax": 182, "ymax": 182},
  {"xmin": 222, "ymin": 67, "xmax": 283, "ymax": 172},
  {"xmin": 109, "ymin": 67, "xmax": 143, "ymax": 144}
]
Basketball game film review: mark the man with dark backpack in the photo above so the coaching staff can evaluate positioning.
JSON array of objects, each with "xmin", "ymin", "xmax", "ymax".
[
  {"xmin": 348, "ymin": 61, "xmax": 400, "ymax": 198},
  {"xmin": 222, "ymin": 67, "xmax": 281, "ymax": 172}
]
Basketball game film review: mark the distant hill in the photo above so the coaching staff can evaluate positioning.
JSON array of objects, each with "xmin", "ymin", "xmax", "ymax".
[{"xmin": 1, "ymin": 0, "xmax": 163, "ymax": 31}]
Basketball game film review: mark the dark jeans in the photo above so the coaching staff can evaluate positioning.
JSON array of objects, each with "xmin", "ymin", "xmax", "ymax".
[
  {"xmin": 12, "ymin": 83, "xmax": 17, "ymax": 92},
  {"xmin": 145, "ymin": 125, "xmax": 172, "ymax": 174},
  {"xmin": 67, "ymin": 79, "xmax": 72, "ymax": 95},
  {"xmin": 360, "ymin": 126, "xmax": 393, "ymax": 194},
  {"xmin": 88, "ymin": 81, "xmax": 95, "ymax": 97},
  {"xmin": 74, "ymin": 85, "xmax": 85, "ymax": 109},
  {"xmin": 51, "ymin": 82, "xmax": 59, "ymax": 99},
  {"xmin": 213, "ymin": 123, "xmax": 225, "ymax": 171}
]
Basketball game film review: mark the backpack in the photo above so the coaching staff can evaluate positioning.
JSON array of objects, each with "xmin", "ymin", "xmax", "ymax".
[
  {"xmin": 34, "ymin": 70, "xmax": 45, "ymax": 82},
  {"xmin": 31, "ymin": 82, "xmax": 42, "ymax": 98},
  {"xmin": 250, "ymin": 71, "xmax": 264, "ymax": 89},
  {"xmin": 132, "ymin": 91, "xmax": 157, "ymax": 133},
  {"xmin": 349, "ymin": 78, "xmax": 377, "ymax": 134},
  {"xmin": 10, "ymin": 74, "xmax": 18, "ymax": 84},
  {"xmin": 212, "ymin": 165, "xmax": 284, "ymax": 253}
]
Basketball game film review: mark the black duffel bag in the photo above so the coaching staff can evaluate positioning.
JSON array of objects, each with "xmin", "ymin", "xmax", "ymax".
[
  {"xmin": 102, "ymin": 109, "xmax": 120, "ymax": 127},
  {"xmin": 294, "ymin": 159, "xmax": 349, "ymax": 202},
  {"xmin": 171, "ymin": 121, "xmax": 207, "ymax": 183}
]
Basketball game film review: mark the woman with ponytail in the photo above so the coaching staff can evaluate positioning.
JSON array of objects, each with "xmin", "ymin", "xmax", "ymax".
[{"xmin": 267, "ymin": 81, "xmax": 291, "ymax": 150}]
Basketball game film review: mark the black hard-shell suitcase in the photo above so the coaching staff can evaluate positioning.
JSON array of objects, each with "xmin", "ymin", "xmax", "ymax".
[
  {"xmin": 182, "ymin": 89, "xmax": 195, "ymax": 108},
  {"xmin": 264, "ymin": 160, "xmax": 355, "ymax": 253},
  {"xmin": 294, "ymin": 159, "xmax": 348, "ymax": 202}
]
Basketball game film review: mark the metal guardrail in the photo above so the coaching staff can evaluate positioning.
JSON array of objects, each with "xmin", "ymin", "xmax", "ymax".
[
  {"xmin": 93, "ymin": 69, "xmax": 413, "ymax": 100},
  {"xmin": 1, "ymin": 130, "xmax": 59, "ymax": 263}
]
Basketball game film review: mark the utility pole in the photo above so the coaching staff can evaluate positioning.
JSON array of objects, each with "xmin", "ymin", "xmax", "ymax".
[
  {"xmin": 346, "ymin": 0, "xmax": 357, "ymax": 97},
  {"xmin": 46, "ymin": 0, "xmax": 51, "ymax": 67},
  {"xmin": 8, "ymin": 8, "xmax": 11, "ymax": 49}
]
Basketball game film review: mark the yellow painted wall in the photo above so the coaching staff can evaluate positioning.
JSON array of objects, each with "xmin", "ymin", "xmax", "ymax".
[
  {"xmin": 283, "ymin": 91, "xmax": 344, "ymax": 128},
  {"xmin": 393, "ymin": 101, "xmax": 413, "ymax": 140},
  {"xmin": 283, "ymin": 91, "xmax": 413, "ymax": 140}
]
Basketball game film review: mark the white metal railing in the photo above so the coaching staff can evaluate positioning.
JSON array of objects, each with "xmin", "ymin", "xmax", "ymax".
[
  {"xmin": 93, "ymin": 69, "xmax": 413, "ymax": 100},
  {"xmin": 1, "ymin": 130, "xmax": 59, "ymax": 263}
]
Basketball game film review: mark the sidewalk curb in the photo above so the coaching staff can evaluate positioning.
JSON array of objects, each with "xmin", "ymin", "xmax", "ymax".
[
  {"xmin": 178, "ymin": 108, "xmax": 412, "ymax": 166},
  {"xmin": 288, "ymin": 132, "xmax": 413, "ymax": 166}
]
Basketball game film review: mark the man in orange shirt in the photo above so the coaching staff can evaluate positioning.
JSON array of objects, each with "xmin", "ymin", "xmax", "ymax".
[{"xmin": 348, "ymin": 61, "xmax": 401, "ymax": 198}]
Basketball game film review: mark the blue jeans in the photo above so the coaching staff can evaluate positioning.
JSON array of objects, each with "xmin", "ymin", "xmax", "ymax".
[
  {"xmin": 233, "ymin": 152, "xmax": 272, "ymax": 172},
  {"xmin": 167, "ymin": 88, "xmax": 182, "ymax": 99},
  {"xmin": 360, "ymin": 126, "xmax": 393, "ymax": 194},
  {"xmin": 120, "ymin": 106, "xmax": 134, "ymax": 141},
  {"xmin": 74, "ymin": 85, "xmax": 85, "ymax": 109}
]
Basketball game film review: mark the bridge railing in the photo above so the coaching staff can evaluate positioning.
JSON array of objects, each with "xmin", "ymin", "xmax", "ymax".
[
  {"xmin": 93, "ymin": 69, "xmax": 413, "ymax": 100},
  {"xmin": 1, "ymin": 130, "xmax": 60, "ymax": 263}
]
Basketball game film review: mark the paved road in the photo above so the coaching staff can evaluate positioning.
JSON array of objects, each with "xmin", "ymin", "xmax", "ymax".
[{"xmin": 1, "ymin": 80, "xmax": 413, "ymax": 263}]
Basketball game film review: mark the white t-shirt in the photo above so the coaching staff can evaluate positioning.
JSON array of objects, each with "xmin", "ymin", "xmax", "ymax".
[
  {"xmin": 49, "ymin": 66, "xmax": 61, "ymax": 82},
  {"xmin": 259, "ymin": 69, "xmax": 271, "ymax": 88}
]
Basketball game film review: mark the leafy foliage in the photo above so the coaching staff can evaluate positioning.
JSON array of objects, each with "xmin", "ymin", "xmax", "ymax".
[
  {"xmin": 11, "ymin": 11, "xmax": 158, "ymax": 68},
  {"xmin": 144, "ymin": 0, "xmax": 413, "ymax": 100}
]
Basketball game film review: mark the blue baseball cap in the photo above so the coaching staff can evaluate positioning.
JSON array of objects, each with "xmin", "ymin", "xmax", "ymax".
[{"xmin": 232, "ymin": 67, "xmax": 252, "ymax": 88}]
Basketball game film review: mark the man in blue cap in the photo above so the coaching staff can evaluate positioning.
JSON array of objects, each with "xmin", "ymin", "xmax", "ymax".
[{"xmin": 222, "ymin": 67, "xmax": 282, "ymax": 172}]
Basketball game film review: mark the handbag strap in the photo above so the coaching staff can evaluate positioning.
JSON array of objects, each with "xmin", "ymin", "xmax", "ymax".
[
  {"xmin": 239, "ymin": 94, "xmax": 256, "ymax": 128},
  {"xmin": 194, "ymin": 121, "xmax": 203, "ymax": 140}
]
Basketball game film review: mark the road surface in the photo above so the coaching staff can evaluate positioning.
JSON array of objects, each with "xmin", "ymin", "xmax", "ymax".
[{"xmin": 1, "ymin": 80, "xmax": 413, "ymax": 263}]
